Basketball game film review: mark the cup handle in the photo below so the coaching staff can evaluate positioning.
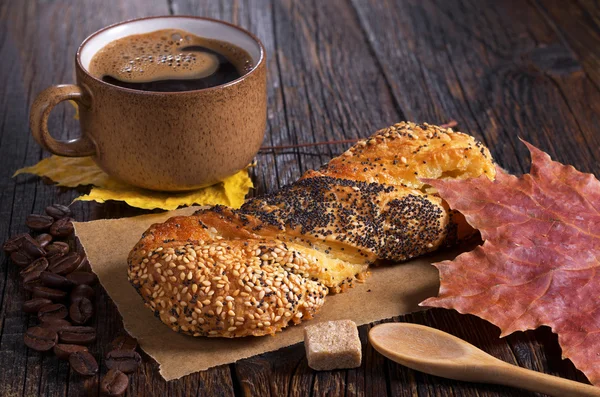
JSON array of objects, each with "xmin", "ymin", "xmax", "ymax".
[{"xmin": 30, "ymin": 84, "xmax": 96, "ymax": 157}]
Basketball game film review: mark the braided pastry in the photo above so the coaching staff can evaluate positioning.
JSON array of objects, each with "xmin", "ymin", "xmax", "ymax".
[{"xmin": 128, "ymin": 122, "xmax": 495, "ymax": 337}]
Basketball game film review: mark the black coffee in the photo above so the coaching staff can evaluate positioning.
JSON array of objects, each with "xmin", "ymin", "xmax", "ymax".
[{"xmin": 89, "ymin": 29, "xmax": 253, "ymax": 92}]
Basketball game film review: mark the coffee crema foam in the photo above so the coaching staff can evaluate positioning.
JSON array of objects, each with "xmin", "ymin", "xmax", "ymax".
[{"xmin": 88, "ymin": 29, "xmax": 253, "ymax": 91}]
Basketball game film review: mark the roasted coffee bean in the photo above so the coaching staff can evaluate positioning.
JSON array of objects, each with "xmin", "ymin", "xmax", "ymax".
[
  {"xmin": 70, "ymin": 284, "xmax": 95, "ymax": 302},
  {"xmin": 69, "ymin": 351, "xmax": 98, "ymax": 376},
  {"xmin": 32, "ymin": 285, "xmax": 67, "ymax": 301},
  {"xmin": 40, "ymin": 271, "xmax": 74, "ymax": 289},
  {"xmin": 45, "ymin": 204, "xmax": 72, "ymax": 220},
  {"xmin": 10, "ymin": 250, "xmax": 33, "ymax": 267},
  {"xmin": 105, "ymin": 349, "xmax": 142, "ymax": 373},
  {"xmin": 19, "ymin": 257, "xmax": 48, "ymax": 283},
  {"xmin": 22, "ymin": 298, "xmax": 52, "ymax": 313},
  {"xmin": 21, "ymin": 235, "xmax": 46, "ymax": 258},
  {"xmin": 77, "ymin": 256, "xmax": 90, "ymax": 272},
  {"xmin": 40, "ymin": 318, "xmax": 72, "ymax": 333},
  {"xmin": 109, "ymin": 335, "xmax": 138, "ymax": 352},
  {"xmin": 47, "ymin": 252, "xmax": 66, "ymax": 269},
  {"xmin": 26, "ymin": 214, "xmax": 54, "ymax": 231},
  {"xmin": 66, "ymin": 271, "xmax": 98, "ymax": 286},
  {"xmin": 50, "ymin": 217, "xmax": 74, "ymax": 238},
  {"xmin": 3, "ymin": 233, "xmax": 29, "ymax": 253},
  {"xmin": 24, "ymin": 326, "xmax": 57, "ymax": 351},
  {"xmin": 59, "ymin": 326, "xmax": 96, "ymax": 344},
  {"xmin": 35, "ymin": 233, "xmax": 53, "ymax": 248},
  {"xmin": 76, "ymin": 255, "xmax": 88, "ymax": 271},
  {"xmin": 38, "ymin": 303, "xmax": 68, "ymax": 322},
  {"xmin": 23, "ymin": 279, "xmax": 43, "ymax": 292},
  {"xmin": 53, "ymin": 343, "xmax": 88, "ymax": 360},
  {"xmin": 100, "ymin": 369, "xmax": 129, "ymax": 396},
  {"xmin": 46, "ymin": 241, "xmax": 70, "ymax": 256},
  {"xmin": 48, "ymin": 252, "xmax": 81, "ymax": 275},
  {"xmin": 69, "ymin": 298, "xmax": 93, "ymax": 325}
]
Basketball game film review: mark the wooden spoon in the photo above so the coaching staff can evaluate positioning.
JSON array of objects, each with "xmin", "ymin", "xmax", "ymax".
[{"xmin": 369, "ymin": 323, "xmax": 600, "ymax": 397}]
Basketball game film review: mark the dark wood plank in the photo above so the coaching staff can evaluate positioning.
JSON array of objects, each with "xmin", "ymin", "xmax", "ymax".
[
  {"xmin": 351, "ymin": 0, "xmax": 599, "ymax": 175},
  {"xmin": 0, "ymin": 1, "xmax": 234, "ymax": 396},
  {"xmin": 532, "ymin": 0, "xmax": 600, "ymax": 172},
  {"xmin": 0, "ymin": 0, "xmax": 94, "ymax": 394},
  {"xmin": 534, "ymin": 0, "xmax": 600, "ymax": 88},
  {"xmin": 362, "ymin": 322, "xmax": 392, "ymax": 397}
]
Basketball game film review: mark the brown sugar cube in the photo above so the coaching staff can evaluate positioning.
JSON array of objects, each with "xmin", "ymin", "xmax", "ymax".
[{"xmin": 304, "ymin": 320, "xmax": 362, "ymax": 370}]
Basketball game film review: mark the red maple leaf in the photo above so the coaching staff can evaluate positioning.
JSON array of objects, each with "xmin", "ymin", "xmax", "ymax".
[{"xmin": 420, "ymin": 141, "xmax": 600, "ymax": 385}]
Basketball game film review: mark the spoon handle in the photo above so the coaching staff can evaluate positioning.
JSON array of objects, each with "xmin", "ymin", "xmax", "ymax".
[{"xmin": 487, "ymin": 361, "xmax": 600, "ymax": 397}]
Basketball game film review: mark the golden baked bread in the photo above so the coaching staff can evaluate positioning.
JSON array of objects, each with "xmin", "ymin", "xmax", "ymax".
[{"xmin": 128, "ymin": 122, "xmax": 495, "ymax": 337}]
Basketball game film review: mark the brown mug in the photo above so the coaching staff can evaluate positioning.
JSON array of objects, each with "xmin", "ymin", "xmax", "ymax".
[{"xmin": 30, "ymin": 16, "xmax": 266, "ymax": 192}]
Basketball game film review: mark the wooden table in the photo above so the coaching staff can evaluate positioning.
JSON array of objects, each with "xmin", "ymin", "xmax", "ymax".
[{"xmin": 1, "ymin": 0, "xmax": 598, "ymax": 395}]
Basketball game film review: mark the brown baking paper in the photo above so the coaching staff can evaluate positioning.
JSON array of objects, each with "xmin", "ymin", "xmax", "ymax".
[{"xmin": 74, "ymin": 207, "xmax": 456, "ymax": 381}]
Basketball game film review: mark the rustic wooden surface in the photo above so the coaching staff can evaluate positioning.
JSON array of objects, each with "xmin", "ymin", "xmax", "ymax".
[{"xmin": 0, "ymin": 0, "xmax": 598, "ymax": 396}]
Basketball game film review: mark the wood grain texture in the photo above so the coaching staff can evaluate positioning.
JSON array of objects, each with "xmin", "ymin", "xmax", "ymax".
[
  {"xmin": 350, "ymin": 0, "xmax": 599, "ymax": 176},
  {"xmin": 535, "ymin": 0, "xmax": 600, "ymax": 88},
  {"xmin": 0, "ymin": 0, "xmax": 599, "ymax": 396},
  {"xmin": 0, "ymin": 1, "xmax": 235, "ymax": 396}
]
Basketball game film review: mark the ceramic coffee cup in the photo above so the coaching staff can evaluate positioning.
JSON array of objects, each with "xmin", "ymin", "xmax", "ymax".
[{"xmin": 30, "ymin": 16, "xmax": 266, "ymax": 191}]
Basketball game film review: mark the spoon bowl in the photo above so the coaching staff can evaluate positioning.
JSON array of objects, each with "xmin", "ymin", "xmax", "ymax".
[{"xmin": 369, "ymin": 323, "xmax": 600, "ymax": 397}]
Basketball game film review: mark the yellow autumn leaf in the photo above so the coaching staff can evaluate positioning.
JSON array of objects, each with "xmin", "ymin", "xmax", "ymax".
[
  {"xmin": 14, "ymin": 156, "xmax": 108, "ymax": 187},
  {"xmin": 69, "ymin": 100, "xmax": 79, "ymax": 120},
  {"xmin": 76, "ymin": 169, "xmax": 252, "ymax": 210},
  {"xmin": 13, "ymin": 156, "xmax": 252, "ymax": 210}
]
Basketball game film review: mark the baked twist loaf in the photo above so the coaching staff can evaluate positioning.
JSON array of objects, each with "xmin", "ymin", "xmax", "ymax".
[{"xmin": 128, "ymin": 122, "xmax": 495, "ymax": 337}]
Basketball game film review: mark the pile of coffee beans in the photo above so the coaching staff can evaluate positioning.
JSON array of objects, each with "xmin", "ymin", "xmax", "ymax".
[{"xmin": 3, "ymin": 204, "xmax": 141, "ymax": 396}]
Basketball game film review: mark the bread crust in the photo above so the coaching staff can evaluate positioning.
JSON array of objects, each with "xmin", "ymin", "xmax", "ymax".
[
  {"xmin": 128, "ymin": 216, "xmax": 329, "ymax": 337},
  {"xmin": 128, "ymin": 122, "xmax": 495, "ymax": 337}
]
